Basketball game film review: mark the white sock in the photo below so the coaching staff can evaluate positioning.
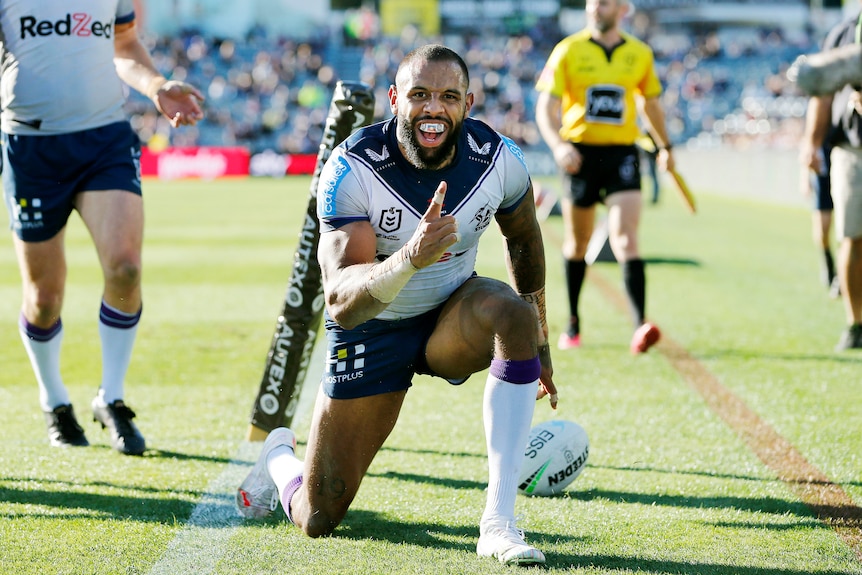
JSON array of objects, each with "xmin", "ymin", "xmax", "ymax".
[
  {"xmin": 267, "ymin": 445, "xmax": 305, "ymax": 520},
  {"xmin": 19, "ymin": 314, "xmax": 69, "ymax": 411},
  {"xmin": 481, "ymin": 374, "xmax": 538, "ymax": 525},
  {"xmin": 97, "ymin": 301, "xmax": 141, "ymax": 404}
]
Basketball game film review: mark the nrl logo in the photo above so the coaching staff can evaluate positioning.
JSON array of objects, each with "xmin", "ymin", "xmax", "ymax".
[
  {"xmin": 365, "ymin": 146, "xmax": 390, "ymax": 162},
  {"xmin": 379, "ymin": 207, "xmax": 402, "ymax": 232},
  {"xmin": 468, "ymin": 134, "xmax": 491, "ymax": 155}
]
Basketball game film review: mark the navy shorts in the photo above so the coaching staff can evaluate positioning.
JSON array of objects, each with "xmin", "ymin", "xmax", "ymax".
[
  {"xmin": 563, "ymin": 144, "xmax": 642, "ymax": 208},
  {"xmin": 321, "ymin": 305, "xmax": 465, "ymax": 399},
  {"xmin": 2, "ymin": 121, "xmax": 142, "ymax": 242}
]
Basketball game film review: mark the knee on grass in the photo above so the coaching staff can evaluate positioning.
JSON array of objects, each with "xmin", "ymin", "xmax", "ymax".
[{"xmin": 297, "ymin": 505, "xmax": 348, "ymax": 538}]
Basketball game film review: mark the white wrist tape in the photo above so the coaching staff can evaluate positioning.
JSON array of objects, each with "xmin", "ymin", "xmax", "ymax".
[
  {"xmin": 365, "ymin": 248, "xmax": 418, "ymax": 303},
  {"xmin": 146, "ymin": 76, "xmax": 168, "ymax": 100}
]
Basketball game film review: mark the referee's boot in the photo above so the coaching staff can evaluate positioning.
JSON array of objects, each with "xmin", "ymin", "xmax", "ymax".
[
  {"xmin": 630, "ymin": 322, "xmax": 661, "ymax": 354},
  {"xmin": 92, "ymin": 398, "xmax": 146, "ymax": 455}
]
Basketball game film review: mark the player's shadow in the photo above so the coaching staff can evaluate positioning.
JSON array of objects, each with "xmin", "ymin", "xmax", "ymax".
[
  {"xmin": 335, "ymin": 508, "xmax": 583, "ymax": 565},
  {"xmin": 378, "ymin": 444, "xmax": 485, "ymax": 460},
  {"xmin": 140, "ymin": 448, "xmax": 235, "ymax": 464},
  {"xmin": 335, "ymin": 509, "xmax": 482, "ymax": 553},
  {"xmin": 595, "ymin": 462, "xmax": 862, "ymax": 490},
  {"xmin": 643, "ymin": 256, "xmax": 701, "ymax": 266},
  {"xmin": 369, "ymin": 469, "xmax": 840, "ymax": 523},
  {"xmin": 368, "ymin": 469, "xmax": 485, "ymax": 491},
  {"xmin": 0, "ymin": 477, "xmax": 200, "ymax": 523},
  {"xmin": 592, "ymin": 256, "xmax": 701, "ymax": 267},
  {"xmin": 566, "ymin": 487, "xmax": 814, "ymax": 519},
  {"xmin": 591, "ymin": 462, "xmax": 782, "ymax": 483},
  {"xmin": 334, "ymin": 510, "xmax": 854, "ymax": 574},
  {"xmin": 62, "ymin": 442, "xmax": 237, "ymax": 464}
]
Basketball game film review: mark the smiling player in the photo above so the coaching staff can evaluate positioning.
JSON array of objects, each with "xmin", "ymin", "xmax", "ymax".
[{"xmin": 237, "ymin": 44, "xmax": 557, "ymax": 566}]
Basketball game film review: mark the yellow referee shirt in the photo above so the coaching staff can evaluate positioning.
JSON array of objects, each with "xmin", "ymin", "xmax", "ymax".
[{"xmin": 536, "ymin": 29, "xmax": 663, "ymax": 146}]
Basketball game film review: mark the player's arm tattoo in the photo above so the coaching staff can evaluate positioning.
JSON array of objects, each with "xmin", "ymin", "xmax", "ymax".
[{"xmin": 497, "ymin": 188, "xmax": 546, "ymax": 295}]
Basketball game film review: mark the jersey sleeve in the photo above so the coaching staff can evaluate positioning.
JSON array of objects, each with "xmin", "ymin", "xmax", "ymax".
[
  {"xmin": 497, "ymin": 135, "xmax": 532, "ymax": 214},
  {"xmin": 638, "ymin": 49, "xmax": 663, "ymax": 100},
  {"xmin": 117, "ymin": 0, "xmax": 136, "ymax": 23},
  {"xmin": 317, "ymin": 147, "xmax": 370, "ymax": 232},
  {"xmin": 534, "ymin": 40, "xmax": 570, "ymax": 98}
]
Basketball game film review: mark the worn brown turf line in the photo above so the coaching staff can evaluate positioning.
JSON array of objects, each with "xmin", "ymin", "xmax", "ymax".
[{"xmin": 586, "ymin": 266, "xmax": 862, "ymax": 562}]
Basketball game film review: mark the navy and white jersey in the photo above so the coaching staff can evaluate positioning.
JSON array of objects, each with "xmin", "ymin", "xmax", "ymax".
[
  {"xmin": 0, "ymin": 0, "xmax": 135, "ymax": 135},
  {"xmin": 318, "ymin": 116, "xmax": 531, "ymax": 321}
]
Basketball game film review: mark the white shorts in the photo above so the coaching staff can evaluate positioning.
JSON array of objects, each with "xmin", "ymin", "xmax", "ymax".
[{"xmin": 829, "ymin": 144, "xmax": 862, "ymax": 239}]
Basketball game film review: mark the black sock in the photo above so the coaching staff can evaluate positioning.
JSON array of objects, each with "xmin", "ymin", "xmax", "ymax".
[
  {"xmin": 622, "ymin": 258, "xmax": 646, "ymax": 327},
  {"xmin": 564, "ymin": 259, "xmax": 587, "ymax": 335},
  {"xmin": 824, "ymin": 248, "xmax": 836, "ymax": 284}
]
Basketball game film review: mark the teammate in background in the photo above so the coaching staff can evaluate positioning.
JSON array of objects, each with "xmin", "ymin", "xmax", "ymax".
[
  {"xmin": 1, "ymin": 1, "xmax": 204, "ymax": 453},
  {"xmin": 800, "ymin": 138, "xmax": 840, "ymax": 299},
  {"xmin": 236, "ymin": 44, "xmax": 557, "ymax": 566},
  {"xmin": 535, "ymin": 0, "xmax": 676, "ymax": 354},
  {"xmin": 799, "ymin": 2, "xmax": 862, "ymax": 351}
]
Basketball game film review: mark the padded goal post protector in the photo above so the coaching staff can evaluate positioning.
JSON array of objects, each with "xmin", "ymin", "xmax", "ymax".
[{"xmin": 247, "ymin": 81, "xmax": 375, "ymax": 440}]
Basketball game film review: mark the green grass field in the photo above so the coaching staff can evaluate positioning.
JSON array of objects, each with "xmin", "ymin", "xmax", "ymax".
[{"xmin": 1, "ymin": 176, "xmax": 860, "ymax": 575}]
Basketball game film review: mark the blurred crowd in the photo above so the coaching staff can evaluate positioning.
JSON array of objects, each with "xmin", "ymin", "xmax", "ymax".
[
  {"xmin": 126, "ymin": 17, "xmax": 822, "ymax": 165},
  {"xmin": 642, "ymin": 21, "xmax": 818, "ymax": 151}
]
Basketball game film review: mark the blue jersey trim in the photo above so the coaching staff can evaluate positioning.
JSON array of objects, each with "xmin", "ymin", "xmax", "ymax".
[
  {"xmin": 496, "ymin": 184, "xmax": 529, "ymax": 215},
  {"xmin": 323, "ymin": 215, "xmax": 368, "ymax": 230},
  {"xmin": 319, "ymin": 154, "xmax": 353, "ymax": 219},
  {"xmin": 501, "ymin": 134, "xmax": 528, "ymax": 170}
]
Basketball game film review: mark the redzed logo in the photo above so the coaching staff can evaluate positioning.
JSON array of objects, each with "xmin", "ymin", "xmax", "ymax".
[{"xmin": 20, "ymin": 14, "xmax": 113, "ymax": 39}]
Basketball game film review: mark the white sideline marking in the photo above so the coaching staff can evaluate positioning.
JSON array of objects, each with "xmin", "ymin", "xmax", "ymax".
[
  {"xmin": 147, "ymin": 341, "xmax": 324, "ymax": 574},
  {"xmin": 146, "ymin": 441, "xmax": 260, "ymax": 575}
]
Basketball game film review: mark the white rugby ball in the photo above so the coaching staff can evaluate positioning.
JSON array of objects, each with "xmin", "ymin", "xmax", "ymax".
[{"xmin": 518, "ymin": 420, "xmax": 589, "ymax": 496}]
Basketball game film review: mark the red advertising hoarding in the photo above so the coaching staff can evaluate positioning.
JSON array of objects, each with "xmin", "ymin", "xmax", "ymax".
[
  {"xmin": 141, "ymin": 147, "xmax": 318, "ymax": 178},
  {"xmin": 141, "ymin": 147, "xmax": 250, "ymax": 179}
]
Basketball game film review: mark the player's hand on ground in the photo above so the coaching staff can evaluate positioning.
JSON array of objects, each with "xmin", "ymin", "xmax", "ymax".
[
  {"xmin": 405, "ymin": 181, "xmax": 459, "ymax": 268},
  {"xmin": 153, "ymin": 80, "xmax": 205, "ymax": 127}
]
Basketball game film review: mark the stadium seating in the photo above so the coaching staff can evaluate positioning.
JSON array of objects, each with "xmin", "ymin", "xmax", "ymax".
[{"xmin": 125, "ymin": 24, "xmax": 819, "ymax": 168}]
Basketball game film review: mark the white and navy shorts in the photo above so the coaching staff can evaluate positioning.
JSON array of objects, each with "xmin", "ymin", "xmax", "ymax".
[
  {"xmin": 321, "ymin": 304, "xmax": 466, "ymax": 400},
  {"xmin": 2, "ymin": 121, "xmax": 142, "ymax": 242}
]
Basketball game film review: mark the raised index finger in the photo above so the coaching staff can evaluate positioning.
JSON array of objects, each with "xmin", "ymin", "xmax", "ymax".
[{"xmin": 426, "ymin": 181, "xmax": 447, "ymax": 218}]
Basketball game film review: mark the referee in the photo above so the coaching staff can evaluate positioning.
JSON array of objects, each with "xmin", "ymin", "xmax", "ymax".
[{"xmin": 535, "ymin": 0, "xmax": 676, "ymax": 354}]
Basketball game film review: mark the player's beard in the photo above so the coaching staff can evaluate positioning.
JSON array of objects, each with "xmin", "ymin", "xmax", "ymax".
[
  {"xmin": 590, "ymin": 9, "xmax": 617, "ymax": 33},
  {"xmin": 397, "ymin": 115, "xmax": 462, "ymax": 170},
  {"xmin": 594, "ymin": 18, "xmax": 613, "ymax": 33}
]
